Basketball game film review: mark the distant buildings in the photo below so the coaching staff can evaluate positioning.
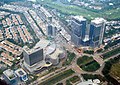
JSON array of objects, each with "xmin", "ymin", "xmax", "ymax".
[
  {"xmin": 47, "ymin": 24, "xmax": 56, "ymax": 38},
  {"xmin": 70, "ymin": 16, "xmax": 106, "ymax": 48}
]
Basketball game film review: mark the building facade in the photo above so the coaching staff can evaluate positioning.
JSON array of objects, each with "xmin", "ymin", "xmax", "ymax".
[
  {"xmin": 70, "ymin": 16, "xmax": 106, "ymax": 48},
  {"xmin": 70, "ymin": 16, "xmax": 87, "ymax": 46},
  {"xmin": 23, "ymin": 48, "xmax": 44, "ymax": 66},
  {"xmin": 89, "ymin": 18, "xmax": 106, "ymax": 47},
  {"xmin": 47, "ymin": 24, "xmax": 56, "ymax": 37}
]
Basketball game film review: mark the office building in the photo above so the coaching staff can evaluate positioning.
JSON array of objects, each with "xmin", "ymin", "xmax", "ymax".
[
  {"xmin": 70, "ymin": 16, "xmax": 87, "ymax": 46},
  {"xmin": 23, "ymin": 48, "xmax": 43, "ymax": 66},
  {"xmin": 23, "ymin": 46, "xmax": 45, "ymax": 72},
  {"xmin": 3, "ymin": 69, "xmax": 17, "ymax": 85},
  {"xmin": 47, "ymin": 24, "xmax": 56, "ymax": 37},
  {"xmin": 89, "ymin": 18, "xmax": 106, "ymax": 47}
]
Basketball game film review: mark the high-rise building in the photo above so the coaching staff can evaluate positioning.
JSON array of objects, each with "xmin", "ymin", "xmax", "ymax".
[
  {"xmin": 23, "ymin": 46, "xmax": 45, "ymax": 72},
  {"xmin": 89, "ymin": 18, "xmax": 106, "ymax": 47},
  {"xmin": 47, "ymin": 24, "xmax": 56, "ymax": 37},
  {"xmin": 70, "ymin": 16, "xmax": 87, "ymax": 46},
  {"xmin": 23, "ymin": 47, "xmax": 43, "ymax": 66}
]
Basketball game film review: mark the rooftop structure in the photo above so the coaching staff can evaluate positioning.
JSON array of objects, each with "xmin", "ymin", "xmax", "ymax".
[
  {"xmin": 49, "ymin": 48, "xmax": 63, "ymax": 65},
  {"xmin": 72, "ymin": 16, "xmax": 86, "ymax": 22},
  {"xmin": 15, "ymin": 68, "xmax": 28, "ymax": 82},
  {"xmin": 77, "ymin": 79, "xmax": 100, "ymax": 85},
  {"xmin": 91, "ymin": 18, "xmax": 106, "ymax": 26},
  {"xmin": 3, "ymin": 69, "xmax": 17, "ymax": 84},
  {"xmin": 40, "ymin": 7, "xmax": 52, "ymax": 18},
  {"xmin": 0, "ymin": 40, "xmax": 23, "ymax": 56}
]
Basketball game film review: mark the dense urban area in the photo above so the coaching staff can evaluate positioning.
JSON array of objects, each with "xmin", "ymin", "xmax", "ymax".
[{"xmin": 0, "ymin": 0, "xmax": 120, "ymax": 85}]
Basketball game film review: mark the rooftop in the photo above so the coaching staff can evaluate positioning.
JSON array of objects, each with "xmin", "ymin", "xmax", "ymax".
[
  {"xmin": 49, "ymin": 48, "xmax": 63, "ymax": 59},
  {"xmin": 72, "ymin": 16, "xmax": 86, "ymax": 21},
  {"xmin": 15, "ymin": 68, "xmax": 27, "ymax": 77},
  {"xmin": 91, "ymin": 18, "xmax": 106, "ymax": 25},
  {"xmin": 3, "ymin": 69, "xmax": 17, "ymax": 80}
]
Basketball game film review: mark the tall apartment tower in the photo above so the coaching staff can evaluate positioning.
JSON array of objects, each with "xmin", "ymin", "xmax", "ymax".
[
  {"xmin": 70, "ymin": 16, "xmax": 87, "ymax": 46},
  {"xmin": 89, "ymin": 18, "xmax": 106, "ymax": 47}
]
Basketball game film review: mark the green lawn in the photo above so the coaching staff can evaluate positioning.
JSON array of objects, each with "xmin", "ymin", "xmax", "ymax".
[
  {"xmin": 63, "ymin": 51, "xmax": 75, "ymax": 66},
  {"xmin": 39, "ymin": 69, "xmax": 75, "ymax": 85},
  {"xmin": 77, "ymin": 56, "xmax": 100, "ymax": 72},
  {"xmin": 80, "ymin": 60, "xmax": 100, "ymax": 72},
  {"xmin": 66, "ymin": 80, "xmax": 72, "ymax": 85},
  {"xmin": 68, "ymin": 75, "xmax": 80, "ymax": 83},
  {"xmin": 77, "ymin": 55, "xmax": 93, "ymax": 66}
]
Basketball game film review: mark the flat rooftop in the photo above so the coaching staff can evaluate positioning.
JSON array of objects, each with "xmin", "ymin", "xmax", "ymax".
[
  {"xmin": 3, "ymin": 69, "xmax": 17, "ymax": 80},
  {"xmin": 72, "ymin": 16, "xmax": 86, "ymax": 21},
  {"xmin": 15, "ymin": 68, "xmax": 27, "ymax": 77},
  {"xmin": 91, "ymin": 18, "xmax": 106, "ymax": 25}
]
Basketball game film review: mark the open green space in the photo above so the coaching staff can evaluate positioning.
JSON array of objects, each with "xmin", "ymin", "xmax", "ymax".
[
  {"xmin": 83, "ymin": 50, "xmax": 94, "ymax": 55},
  {"xmin": 63, "ymin": 51, "xmax": 75, "ymax": 66},
  {"xmin": 80, "ymin": 60, "xmax": 100, "ymax": 72},
  {"xmin": 102, "ymin": 56, "xmax": 120, "ymax": 85},
  {"xmin": 66, "ymin": 80, "xmax": 72, "ymax": 85},
  {"xmin": 77, "ymin": 55, "xmax": 93, "ymax": 66},
  {"xmin": 37, "ymin": 0, "xmax": 120, "ymax": 20},
  {"xmin": 109, "ymin": 62, "xmax": 120, "ymax": 82},
  {"xmin": 77, "ymin": 56, "xmax": 100, "ymax": 72},
  {"xmin": 102, "ymin": 47, "xmax": 120, "ymax": 59},
  {"xmin": 68, "ymin": 75, "xmax": 80, "ymax": 83},
  {"xmin": 39, "ymin": 69, "xmax": 75, "ymax": 85}
]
